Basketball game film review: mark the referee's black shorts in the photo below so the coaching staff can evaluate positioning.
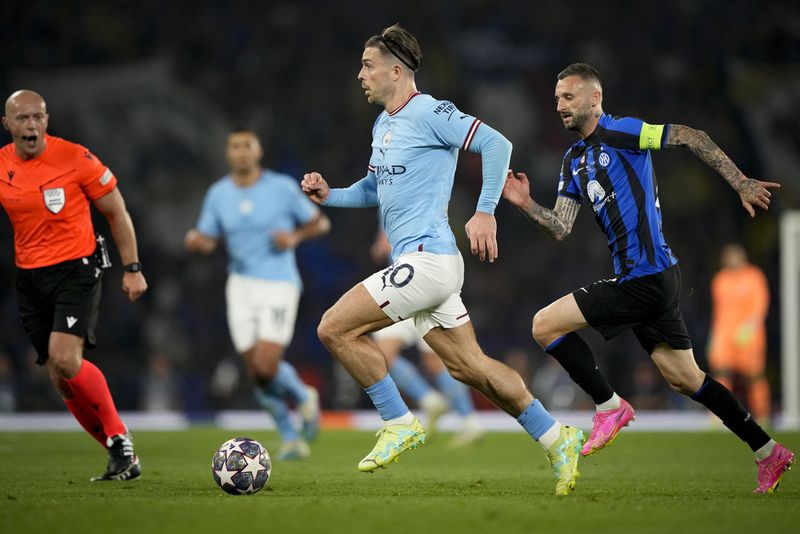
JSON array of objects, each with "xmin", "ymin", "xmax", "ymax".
[
  {"xmin": 572, "ymin": 264, "xmax": 692, "ymax": 354},
  {"xmin": 16, "ymin": 254, "xmax": 103, "ymax": 365}
]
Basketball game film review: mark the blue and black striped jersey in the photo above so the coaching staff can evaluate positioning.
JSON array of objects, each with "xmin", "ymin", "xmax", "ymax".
[{"xmin": 558, "ymin": 113, "xmax": 678, "ymax": 281}]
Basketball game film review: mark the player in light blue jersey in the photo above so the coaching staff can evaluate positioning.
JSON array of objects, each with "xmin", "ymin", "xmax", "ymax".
[
  {"xmin": 301, "ymin": 24, "xmax": 583, "ymax": 495},
  {"xmin": 186, "ymin": 128, "xmax": 330, "ymax": 461}
]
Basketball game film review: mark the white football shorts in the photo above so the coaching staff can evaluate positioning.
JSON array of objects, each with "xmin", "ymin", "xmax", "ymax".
[
  {"xmin": 362, "ymin": 251, "xmax": 470, "ymax": 337},
  {"xmin": 225, "ymin": 273, "xmax": 300, "ymax": 352}
]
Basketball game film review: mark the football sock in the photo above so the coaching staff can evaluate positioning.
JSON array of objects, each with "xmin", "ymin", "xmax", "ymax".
[
  {"xmin": 253, "ymin": 387, "xmax": 300, "ymax": 441},
  {"xmin": 538, "ymin": 423, "xmax": 563, "ymax": 450},
  {"xmin": 389, "ymin": 356, "xmax": 432, "ymax": 403},
  {"xmin": 365, "ymin": 374, "xmax": 412, "ymax": 422},
  {"xmin": 545, "ymin": 332, "xmax": 614, "ymax": 404},
  {"xmin": 691, "ymin": 374, "xmax": 770, "ymax": 451},
  {"xmin": 517, "ymin": 399, "xmax": 560, "ymax": 449},
  {"xmin": 755, "ymin": 440, "xmax": 776, "ymax": 462},
  {"xmin": 433, "ymin": 368, "xmax": 475, "ymax": 416},
  {"xmin": 270, "ymin": 361, "xmax": 309, "ymax": 404},
  {"xmin": 64, "ymin": 359, "xmax": 126, "ymax": 439},
  {"xmin": 596, "ymin": 392, "xmax": 621, "ymax": 411},
  {"xmin": 63, "ymin": 395, "xmax": 107, "ymax": 446}
]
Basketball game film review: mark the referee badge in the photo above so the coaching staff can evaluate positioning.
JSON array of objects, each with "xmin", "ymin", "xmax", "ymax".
[{"xmin": 43, "ymin": 187, "xmax": 66, "ymax": 214}]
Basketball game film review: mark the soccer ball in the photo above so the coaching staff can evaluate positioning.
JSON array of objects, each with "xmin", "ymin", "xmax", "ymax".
[{"xmin": 211, "ymin": 437, "xmax": 272, "ymax": 495}]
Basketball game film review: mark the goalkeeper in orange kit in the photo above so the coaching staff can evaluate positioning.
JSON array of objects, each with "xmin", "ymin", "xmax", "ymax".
[{"xmin": 708, "ymin": 243, "xmax": 771, "ymax": 423}]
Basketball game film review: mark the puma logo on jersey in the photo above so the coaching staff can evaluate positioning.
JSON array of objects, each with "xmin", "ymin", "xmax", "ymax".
[{"xmin": 66, "ymin": 316, "xmax": 78, "ymax": 328}]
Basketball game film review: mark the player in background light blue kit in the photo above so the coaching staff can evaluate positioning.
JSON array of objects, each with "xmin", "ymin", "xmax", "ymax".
[
  {"xmin": 370, "ymin": 228, "xmax": 484, "ymax": 448},
  {"xmin": 186, "ymin": 128, "xmax": 330, "ymax": 460},
  {"xmin": 302, "ymin": 24, "xmax": 583, "ymax": 495}
]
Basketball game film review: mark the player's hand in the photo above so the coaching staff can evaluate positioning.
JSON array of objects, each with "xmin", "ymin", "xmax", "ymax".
[
  {"xmin": 122, "ymin": 272, "xmax": 147, "ymax": 302},
  {"xmin": 502, "ymin": 170, "xmax": 533, "ymax": 210},
  {"xmin": 301, "ymin": 172, "xmax": 330, "ymax": 205},
  {"xmin": 736, "ymin": 177, "xmax": 780, "ymax": 218},
  {"xmin": 184, "ymin": 229, "xmax": 217, "ymax": 254},
  {"xmin": 272, "ymin": 230, "xmax": 300, "ymax": 250},
  {"xmin": 465, "ymin": 211, "xmax": 498, "ymax": 263}
]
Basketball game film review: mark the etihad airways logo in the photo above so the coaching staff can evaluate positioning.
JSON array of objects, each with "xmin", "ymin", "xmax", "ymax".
[{"xmin": 375, "ymin": 165, "xmax": 406, "ymax": 178}]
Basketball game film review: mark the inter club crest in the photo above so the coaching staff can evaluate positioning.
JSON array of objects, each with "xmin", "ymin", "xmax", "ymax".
[{"xmin": 43, "ymin": 187, "xmax": 66, "ymax": 214}]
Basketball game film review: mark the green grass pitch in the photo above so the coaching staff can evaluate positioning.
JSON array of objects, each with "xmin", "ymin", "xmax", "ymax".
[{"xmin": 1, "ymin": 428, "xmax": 798, "ymax": 533}]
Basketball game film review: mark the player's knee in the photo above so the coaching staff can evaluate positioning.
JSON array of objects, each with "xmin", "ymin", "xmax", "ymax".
[
  {"xmin": 47, "ymin": 349, "xmax": 81, "ymax": 379},
  {"xmin": 249, "ymin": 356, "xmax": 279, "ymax": 381},
  {"xmin": 317, "ymin": 309, "xmax": 343, "ymax": 350},
  {"xmin": 531, "ymin": 309, "xmax": 553, "ymax": 347}
]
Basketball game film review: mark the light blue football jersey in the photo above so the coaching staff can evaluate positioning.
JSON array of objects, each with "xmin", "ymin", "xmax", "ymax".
[
  {"xmin": 196, "ymin": 169, "xmax": 319, "ymax": 287},
  {"xmin": 326, "ymin": 92, "xmax": 509, "ymax": 262}
]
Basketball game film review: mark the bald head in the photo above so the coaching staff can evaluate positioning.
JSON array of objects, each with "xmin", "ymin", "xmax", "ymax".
[
  {"xmin": 5, "ymin": 90, "xmax": 46, "ymax": 116},
  {"xmin": 3, "ymin": 89, "xmax": 49, "ymax": 160}
]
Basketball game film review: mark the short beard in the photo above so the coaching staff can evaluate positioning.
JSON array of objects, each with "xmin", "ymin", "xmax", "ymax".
[{"xmin": 565, "ymin": 109, "xmax": 591, "ymax": 132}]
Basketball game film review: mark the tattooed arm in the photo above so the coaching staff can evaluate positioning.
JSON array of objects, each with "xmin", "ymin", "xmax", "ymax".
[
  {"xmin": 665, "ymin": 124, "xmax": 780, "ymax": 217},
  {"xmin": 502, "ymin": 171, "xmax": 581, "ymax": 241}
]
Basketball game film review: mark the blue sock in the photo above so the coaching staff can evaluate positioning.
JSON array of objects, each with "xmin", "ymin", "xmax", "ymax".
[
  {"xmin": 364, "ymin": 375, "xmax": 410, "ymax": 421},
  {"xmin": 517, "ymin": 400, "xmax": 556, "ymax": 440},
  {"xmin": 253, "ymin": 387, "xmax": 300, "ymax": 441},
  {"xmin": 270, "ymin": 361, "xmax": 309, "ymax": 404},
  {"xmin": 433, "ymin": 369, "xmax": 474, "ymax": 417},
  {"xmin": 389, "ymin": 356, "xmax": 433, "ymax": 403}
]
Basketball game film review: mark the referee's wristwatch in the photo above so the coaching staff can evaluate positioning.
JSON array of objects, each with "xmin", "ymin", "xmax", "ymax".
[{"xmin": 123, "ymin": 262, "xmax": 142, "ymax": 273}]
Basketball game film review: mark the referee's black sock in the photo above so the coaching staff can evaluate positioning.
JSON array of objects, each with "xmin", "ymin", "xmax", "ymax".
[
  {"xmin": 545, "ymin": 332, "xmax": 615, "ymax": 404},
  {"xmin": 691, "ymin": 374, "xmax": 770, "ymax": 451}
]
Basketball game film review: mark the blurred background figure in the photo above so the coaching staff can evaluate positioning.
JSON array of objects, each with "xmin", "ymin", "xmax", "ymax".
[
  {"xmin": 185, "ymin": 128, "xmax": 330, "ymax": 460},
  {"xmin": 708, "ymin": 243, "xmax": 771, "ymax": 424}
]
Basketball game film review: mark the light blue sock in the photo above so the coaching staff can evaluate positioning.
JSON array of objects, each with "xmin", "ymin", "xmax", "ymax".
[
  {"xmin": 364, "ymin": 375, "xmax": 410, "ymax": 421},
  {"xmin": 270, "ymin": 361, "xmax": 309, "ymax": 404},
  {"xmin": 517, "ymin": 400, "xmax": 556, "ymax": 440},
  {"xmin": 433, "ymin": 369, "xmax": 475, "ymax": 417},
  {"xmin": 389, "ymin": 356, "xmax": 433, "ymax": 403},
  {"xmin": 253, "ymin": 387, "xmax": 299, "ymax": 441}
]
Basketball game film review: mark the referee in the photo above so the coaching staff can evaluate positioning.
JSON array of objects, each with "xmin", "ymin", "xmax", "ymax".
[{"xmin": 1, "ymin": 90, "xmax": 147, "ymax": 481}]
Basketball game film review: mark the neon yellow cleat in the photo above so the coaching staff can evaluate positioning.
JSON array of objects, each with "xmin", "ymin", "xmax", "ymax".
[
  {"xmin": 544, "ymin": 426, "xmax": 584, "ymax": 496},
  {"xmin": 357, "ymin": 418, "xmax": 426, "ymax": 472}
]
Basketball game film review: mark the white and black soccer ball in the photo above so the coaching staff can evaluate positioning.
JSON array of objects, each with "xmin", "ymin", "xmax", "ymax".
[{"xmin": 211, "ymin": 437, "xmax": 272, "ymax": 495}]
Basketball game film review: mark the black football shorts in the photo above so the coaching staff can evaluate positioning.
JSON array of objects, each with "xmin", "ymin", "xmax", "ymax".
[
  {"xmin": 572, "ymin": 264, "xmax": 692, "ymax": 354},
  {"xmin": 16, "ymin": 255, "xmax": 103, "ymax": 365}
]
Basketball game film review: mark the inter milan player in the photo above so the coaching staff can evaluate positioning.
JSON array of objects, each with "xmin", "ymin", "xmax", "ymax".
[{"xmin": 502, "ymin": 63, "xmax": 792, "ymax": 494}]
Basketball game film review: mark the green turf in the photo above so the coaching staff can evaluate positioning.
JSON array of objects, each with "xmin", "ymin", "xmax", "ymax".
[{"xmin": 1, "ymin": 428, "xmax": 798, "ymax": 533}]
